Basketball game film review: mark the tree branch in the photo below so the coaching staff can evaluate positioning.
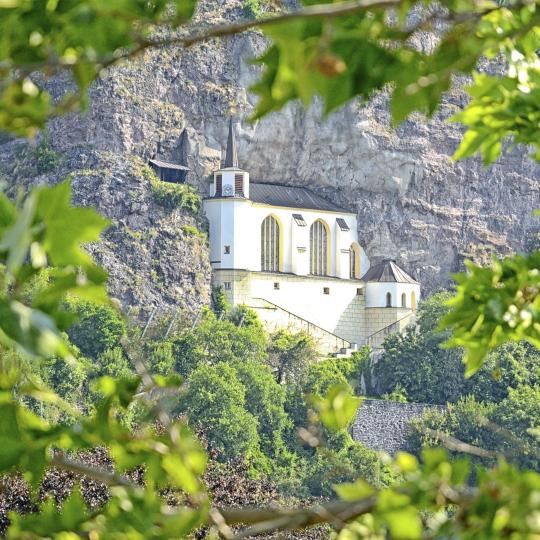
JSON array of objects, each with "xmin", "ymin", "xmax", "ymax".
[
  {"xmin": 217, "ymin": 497, "xmax": 377, "ymax": 538},
  {"xmin": 422, "ymin": 428, "xmax": 498, "ymax": 459},
  {"xmin": 50, "ymin": 453, "xmax": 134, "ymax": 488}
]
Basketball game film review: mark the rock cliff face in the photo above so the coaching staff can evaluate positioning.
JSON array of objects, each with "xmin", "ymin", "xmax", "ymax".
[{"xmin": 0, "ymin": 0, "xmax": 538, "ymax": 311}]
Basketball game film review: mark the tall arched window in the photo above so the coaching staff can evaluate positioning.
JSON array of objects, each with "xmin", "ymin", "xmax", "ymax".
[
  {"xmin": 386, "ymin": 292, "xmax": 392, "ymax": 307},
  {"xmin": 401, "ymin": 293, "xmax": 407, "ymax": 308},
  {"xmin": 411, "ymin": 291, "xmax": 417, "ymax": 312},
  {"xmin": 349, "ymin": 243, "xmax": 361, "ymax": 279},
  {"xmin": 261, "ymin": 215, "xmax": 280, "ymax": 272},
  {"xmin": 310, "ymin": 220, "xmax": 329, "ymax": 275}
]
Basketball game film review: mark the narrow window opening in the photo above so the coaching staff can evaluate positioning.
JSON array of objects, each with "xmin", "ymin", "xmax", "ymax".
[
  {"xmin": 356, "ymin": 288, "xmax": 363, "ymax": 296},
  {"xmin": 274, "ymin": 282, "xmax": 280, "ymax": 290},
  {"xmin": 386, "ymin": 292, "xmax": 392, "ymax": 307},
  {"xmin": 215, "ymin": 174, "xmax": 222, "ymax": 196},
  {"xmin": 234, "ymin": 173, "xmax": 244, "ymax": 196},
  {"xmin": 401, "ymin": 293, "xmax": 407, "ymax": 308},
  {"xmin": 310, "ymin": 220, "xmax": 329, "ymax": 276},
  {"xmin": 223, "ymin": 282, "xmax": 231, "ymax": 290},
  {"xmin": 224, "ymin": 245, "xmax": 231, "ymax": 254},
  {"xmin": 323, "ymin": 287, "xmax": 330, "ymax": 295},
  {"xmin": 261, "ymin": 215, "xmax": 280, "ymax": 272}
]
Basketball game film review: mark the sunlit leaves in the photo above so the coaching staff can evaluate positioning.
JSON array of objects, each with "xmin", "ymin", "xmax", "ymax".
[
  {"xmin": 441, "ymin": 252, "xmax": 540, "ymax": 375},
  {"xmin": 0, "ymin": 181, "xmax": 108, "ymax": 358},
  {"xmin": 312, "ymin": 384, "xmax": 362, "ymax": 431},
  {"xmin": 453, "ymin": 70, "xmax": 540, "ymax": 164}
]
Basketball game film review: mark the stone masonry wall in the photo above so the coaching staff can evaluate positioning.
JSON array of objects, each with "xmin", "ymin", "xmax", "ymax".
[{"xmin": 352, "ymin": 399, "xmax": 440, "ymax": 454}]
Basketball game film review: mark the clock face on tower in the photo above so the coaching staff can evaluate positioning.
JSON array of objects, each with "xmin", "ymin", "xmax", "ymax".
[{"xmin": 223, "ymin": 184, "xmax": 234, "ymax": 196}]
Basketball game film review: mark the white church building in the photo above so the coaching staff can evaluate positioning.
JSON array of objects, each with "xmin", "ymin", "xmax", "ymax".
[{"xmin": 203, "ymin": 120, "xmax": 420, "ymax": 354}]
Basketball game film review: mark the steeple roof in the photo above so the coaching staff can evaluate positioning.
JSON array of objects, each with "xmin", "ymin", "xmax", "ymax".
[
  {"xmin": 224, "ymin": 117, "xmax": 238, "ymax": 168},
  {"xmin": 361, "ymin": 259, "xmax": 418, "ymax": 284}
]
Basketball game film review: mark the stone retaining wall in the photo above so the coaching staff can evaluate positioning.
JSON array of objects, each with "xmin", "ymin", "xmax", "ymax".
[{"xmin": 352, "ymin": 399, "xmax": 440, "ymax": 454}]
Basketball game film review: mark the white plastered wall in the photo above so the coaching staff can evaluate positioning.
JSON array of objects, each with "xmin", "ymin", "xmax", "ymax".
[
  {"xmin": 203, "ymin": 197, "xmax": 370, "ymax": 278},
  {"xmin": 213, "ymin": 269, "xmax": 367, "ymax": 345},
  {"xmin": 365, "ymin": 282, "xmax": 421, "ymax": 309}
]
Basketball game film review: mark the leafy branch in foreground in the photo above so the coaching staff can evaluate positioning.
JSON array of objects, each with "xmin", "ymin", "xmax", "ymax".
[
  {"xmin": 441, "ymin": 250, "xmax": 540, "ymax": 375},
  {"xmin": 0, "ymin": 181, "xmax": 108, "ymax": 359},
  {"xmin": 2, "ymin": 1, "xmax": 540, "ymax": 163}
]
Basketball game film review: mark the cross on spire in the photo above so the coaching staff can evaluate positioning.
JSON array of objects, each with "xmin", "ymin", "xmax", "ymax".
[{"xmin": 224, "ymin": 116, "xmax": 238, "ymax": 168}]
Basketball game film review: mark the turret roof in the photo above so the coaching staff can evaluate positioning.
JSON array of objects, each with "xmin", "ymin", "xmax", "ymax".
[{"xmin": 361, "ymin": 259, "xmax": 418, "ymax": 284}]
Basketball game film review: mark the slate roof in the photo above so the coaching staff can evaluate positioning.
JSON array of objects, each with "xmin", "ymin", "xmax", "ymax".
[
  {"xmin": 361, "ymin": 259, "xmax": 418, "ymax": 284},
  {"xmin": 249, "ymin": 182, "xmax": 351, "ymax": 213},
  {"xmin": 148, "ymin": 158, "xmax": 190, "ymax": 171}
]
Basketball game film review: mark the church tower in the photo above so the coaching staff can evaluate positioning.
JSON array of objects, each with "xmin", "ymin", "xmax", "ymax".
[{"xmin": 211, "ymin": 118, "xmax": 250, "ymax": 198}]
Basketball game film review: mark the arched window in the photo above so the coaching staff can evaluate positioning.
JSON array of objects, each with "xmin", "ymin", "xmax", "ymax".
[
  {"xmin": 411, "ymin": 291, "xmax": 417, "ymax": 312},
  {"xmin": 261, "ymin": 215, "xmax": 280, "ymax": 272},
  {"xmin": 401, "ymin": 293, "xmax": 407, "ymax": 308},
  {"xmin": 310, "ymin": 220, "xmax": 329, "ymax": 276},
  {"xmin": 386, "ymin": 292, "xmax": 392, "ymax": 307},
  {"xmin": 349, "ymin": 243, "xmax": 361, "ymax": 279}
]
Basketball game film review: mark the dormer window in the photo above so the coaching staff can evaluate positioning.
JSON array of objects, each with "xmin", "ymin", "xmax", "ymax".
[
  {"xmin": 293, "ymin": 214, "xmax": 307, "ymax": 227},
  {"xmin": 336, "ymin": 218, "xmax": 350, "ymax": 231}
]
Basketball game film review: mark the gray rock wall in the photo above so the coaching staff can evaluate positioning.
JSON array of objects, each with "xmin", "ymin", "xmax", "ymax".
[
  {"xmin": 0, "ymin": 0, "xmax": 538, "ymax": 312},
  {"xmin": 352, "ymin": 399, "xmax": 439, "ymax": 454}
]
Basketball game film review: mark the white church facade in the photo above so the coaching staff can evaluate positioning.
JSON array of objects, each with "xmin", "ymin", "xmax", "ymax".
[{"xmin": 203, "ymin": 120, "xmax": 420, "ymax": 354}]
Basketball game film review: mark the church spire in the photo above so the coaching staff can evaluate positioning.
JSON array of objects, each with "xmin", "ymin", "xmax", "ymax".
[{"xmin": 224, "ymin": 117, "xmax": 238, "ymax": 168}]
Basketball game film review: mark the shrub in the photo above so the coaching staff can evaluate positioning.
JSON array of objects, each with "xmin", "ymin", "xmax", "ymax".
[
  {"xmin": 243, "ymin": 0, "xmax": 261, "ymax": 19},
  {"xmin": 94, "ymin": 346, "xmax": 133, "ymax": 378},
  {"xmin": 66, "ymin": 299, "xmax": 126, "ymax": 359},
  {"xmin": 34, "ymin": 139, "xmax": 60, "ymax": 173},
  {"xmin": 149, "ymin": 174, "xmax": 201, "ymax": 213},
  {"xmin": 146, "ymin": 340, "xmax": 175, "ymax": 375}
]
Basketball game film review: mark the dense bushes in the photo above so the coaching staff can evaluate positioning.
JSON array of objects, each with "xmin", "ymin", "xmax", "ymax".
[
  {"xmin": 374, "ymin": 292, "xmax": 540, "ymax": 405},
  {"xmin": 149, "ymin": 175, "xmax": 201, "ymax": 213},
  {"xmin": 66, "ymin": 299, "xmax": 126, "ymax": 359},
  {"xmin": 376, "ymin": 290, "xmax": 540, "ymax": 472}
]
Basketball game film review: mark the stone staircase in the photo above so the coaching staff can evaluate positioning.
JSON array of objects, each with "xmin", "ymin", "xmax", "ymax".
[
  {"xmin": 247, "ymin": 297, "xmax": 415, "ymax": 358},
  {"xmin": 248, "ymin": 297, "xmax": 352, "ymax": 357},
  {"xmin": 332, "ymin": 343, "xmax": 359, "ymax": 358}
]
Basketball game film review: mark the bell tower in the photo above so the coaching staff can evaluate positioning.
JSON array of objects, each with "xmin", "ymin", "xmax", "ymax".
[{"xmin": 211, "ymin": 117, "xmax": 250, "ymax": 198}]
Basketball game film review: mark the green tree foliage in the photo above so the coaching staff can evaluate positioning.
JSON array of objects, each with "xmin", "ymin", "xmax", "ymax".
[
  {"xmin": 145, "ymin": 339, "xmax": 175, "ymax": 375},
  {"xmin": 490, "ymin": 385, "xmax": 540, "ymax": 471},
  {"xmin": 267, "ymin": 329, "xmax": 319, "ymax": 383},
  {"xmin": 95, "ymin": 346, "xmax": 133, "ymax": 379},
  {"xmin": 39, "ymin": 355, "xmax": 88, "ymax": 403},
  {"xmin": 179, "ymin": 362, "xmax": 261, "ymax": 461},
  {"xmin": 232, "ymin": 359, "xmax": 293, "ymax": 462},
  {"xmin": 411, "ymin": 388, "xmax": 540, "ymax": 472},
  {"xmin": 375, "ymin": 291, "xmax": 540, "ymax": 404},
  {"xmin": 171, "ymin": 308, "xmax": 267, "ymax": 376},
  {"xmin": 66, "ymin": 299, "xmax": 126, "ymax": 359}
]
